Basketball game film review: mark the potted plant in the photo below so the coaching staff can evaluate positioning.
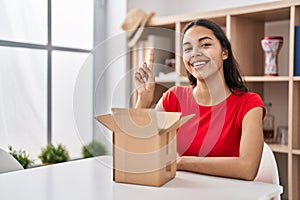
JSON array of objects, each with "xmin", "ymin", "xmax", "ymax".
[
  {"xmin": 38, "ymin": 144, "xmax": 70, "ymax": 165},
  {"xmin": 8, "ymin": 145, "xmax": 35, "ymax": 169},
  {"xmin": 82, "ymin": 140, "xmax": 106, "ymax": 158}
]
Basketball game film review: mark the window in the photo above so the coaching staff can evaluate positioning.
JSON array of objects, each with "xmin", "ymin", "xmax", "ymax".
[
  {"xmin": 0, "ymin": 0, "xmax": 47, "ymax": 44},
  {"xmin": 52, "ymin": 50, "xmax": 92, "ymax": 158},
  {"xmin": 0, "ymin": 46, "xmax": 47, "ymax": 159},
  {"xmin": 0, "ymin": 0, "xmax": 96, "ymax": 162}
]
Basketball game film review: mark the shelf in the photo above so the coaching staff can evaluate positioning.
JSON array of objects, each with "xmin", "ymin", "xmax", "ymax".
[
  {"xmin": 243, "ymin": 76, "xmax": 290, "ymax": 82},
  {"xmin": 155, "ymin": 76, "xmax": 178, "ymax": 83},
  {"xmin": 268, "ymin": 144, "xmax": 289, "ymax": 153},
  {"xmin": 147, "ymin": 1, "xmax": 295, "ymax": 27},
  {"xmin": 148, "ymin": 23, "xmax": 176, "ymax": 30},
  {"xmin": 155, "ymin": 75, "xmax": 189, "ymax": 83},
  {"xmin": 293, "ymin": 76, "xmax": 300, "ymax": 81},
  {"xmin": 233, "ymin": 7, "xmax": 290, "ymax": 22},
  {"xmin": 156, "ymin": 75, "xmax": 291, "ymax": 83},
  {"xmin": 292, "ymin": 149, "xmax": 300, "ymax": 155}
]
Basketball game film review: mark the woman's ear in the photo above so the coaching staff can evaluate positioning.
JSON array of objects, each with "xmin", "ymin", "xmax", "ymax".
[{"xmin": 222, "ymin": 49, "xmax": 228, "ymax": 60}]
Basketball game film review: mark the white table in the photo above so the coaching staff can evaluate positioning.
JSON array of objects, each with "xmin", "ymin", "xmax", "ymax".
[{"xmin": 0, "ymin": 156, "xmax": 282, "ymax": 200}]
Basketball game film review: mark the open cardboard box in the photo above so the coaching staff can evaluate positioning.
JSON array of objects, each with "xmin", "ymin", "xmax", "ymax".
[{"xmin": 96, "ymin": 108, "xmax": 193, "ymax": 187}]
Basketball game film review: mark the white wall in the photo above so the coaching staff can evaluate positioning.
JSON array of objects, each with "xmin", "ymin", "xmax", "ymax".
[
  {"xmin": 94, "ymin": 0, "xmax": 128, "ymax": 114},
  {"xmin": 94, "ymin": 0, "xmax": 128, "ymax": 154},
  {"xmin": 127, "ymin": 0, "xmax": 280, "ymax": 16}
]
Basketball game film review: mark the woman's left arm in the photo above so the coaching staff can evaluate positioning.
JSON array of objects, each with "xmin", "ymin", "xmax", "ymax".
[{"xmin": 176, "ymin": 107, "xmax": 264, "ymax": 181}]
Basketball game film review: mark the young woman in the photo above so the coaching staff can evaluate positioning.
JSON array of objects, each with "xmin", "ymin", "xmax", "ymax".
[{"xmin": 134, "ymin": 19, "xmax": 265, "ymax": 181}]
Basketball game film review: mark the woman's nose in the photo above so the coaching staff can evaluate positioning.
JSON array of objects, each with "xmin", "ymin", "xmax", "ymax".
[{"xmin": 191, "ymin": 48, "xmax": 203, "ymax": 58}]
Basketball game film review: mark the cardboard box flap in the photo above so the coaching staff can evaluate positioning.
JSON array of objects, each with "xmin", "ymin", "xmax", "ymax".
[
  {"xmin": 180, "ymin": 113, "xmax": 195, "ymax": 127},
  {"xmin": 95, "ymin": 114, "xmax": 117, "ymax": 131},
  {"xmin": 111, "ymin": 108, "xmax": 181, "ymax": 138},
  {"xmin": 156, "ymin": 111, "xmax": 181, "ymax": 130},
  {"xmin": 158, "ymin": 113, "xmax": 195, "ymax": 134}
]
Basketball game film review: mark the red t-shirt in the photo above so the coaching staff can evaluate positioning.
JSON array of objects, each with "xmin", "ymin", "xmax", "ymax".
[{"xmin": 162, "ymin": 85, "xmax": 264, "ymax": 157}]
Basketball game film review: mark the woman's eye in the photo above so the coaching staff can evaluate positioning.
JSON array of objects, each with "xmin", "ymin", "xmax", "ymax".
[
  {"xmin": 184, "ymin": 47, "xmax": 192, "ymax": 52},
  {"xmin": 200, "ymin": 43, "xmax": 211, "ymax": 47}
]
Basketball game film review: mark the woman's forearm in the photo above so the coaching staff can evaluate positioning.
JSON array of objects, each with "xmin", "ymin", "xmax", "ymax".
[
  {"xmin": 176, "ymin": 156, "xmax": 260, "ymax": 181},
  {"xmin": 176, "ymin": 108, "xmax": 264, "ymax": 181},
  {"xmin": 134, "ymin": 94, "xmax": 153, "ymax": 108}
]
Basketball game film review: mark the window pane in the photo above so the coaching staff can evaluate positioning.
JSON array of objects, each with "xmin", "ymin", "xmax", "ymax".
[
  {"xmin": 52, "ymin": 51, "xmax": 93, "ymax": 159},
  {"xmin": 52, "ymin": 0, "xmax": 94, "ymax": 49},
  {"xmin": 0, "ymin": 0, "xmax": 47, "ymax": 44},
  {"xmin": 0, "ymin": 46, "xmax": 47, "ymax": 161}
]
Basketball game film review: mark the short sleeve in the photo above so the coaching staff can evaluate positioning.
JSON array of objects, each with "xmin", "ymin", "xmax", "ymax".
[
  {"xmin": 162, "ymin": 86, "xmax": 181, "ymax": 112},
  {"xmin": 241, "ymin": 93, "xmax": 266, "ymax": 120}
]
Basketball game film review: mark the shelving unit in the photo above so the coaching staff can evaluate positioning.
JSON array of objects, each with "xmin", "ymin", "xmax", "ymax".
[{"xmin": 129, "ymin": 1, "xmax": 300, "ymax": 199}]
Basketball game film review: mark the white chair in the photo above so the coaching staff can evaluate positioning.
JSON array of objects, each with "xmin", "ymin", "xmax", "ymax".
[
  {"xmin": 0, "ymin": 147, "xmax": 24, "ymax": 174},
  {"xmin": 254, "ymin": 142, "xmax": 280, "ymax": 200}
]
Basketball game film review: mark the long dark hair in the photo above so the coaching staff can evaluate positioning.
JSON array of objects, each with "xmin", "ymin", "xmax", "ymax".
[{"xmin": 182, "ymin": 19, "xmax": 248, "ymax": 93}]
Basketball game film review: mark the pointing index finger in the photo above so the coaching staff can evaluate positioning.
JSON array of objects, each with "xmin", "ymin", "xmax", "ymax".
[{"xmin": 148, "ymin": 48, "xmax": 154, "ymax": 69}]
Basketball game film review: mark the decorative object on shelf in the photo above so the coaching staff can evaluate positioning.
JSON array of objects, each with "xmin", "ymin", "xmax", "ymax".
[
  {"xmin": 263, "ymin": 101, "xmax": 275, "ymax": 143},
  {"xmin": 121, "ymin": 8, "xmax": 155, "ymax": 48},
  {"xmin": 38, "ymin": 144, "xmax": 70, "ymax": 165},
  {"xmin": 82, "ymin": 140, "xmax": 107, "ymax": 158},
  {"xmin": 261, "ymin": 36, "xmax": 283, "ymax": 76},
  {"xmin": 294, "ymin": 26, "xmax": 300, "ymax": 76},
  {"xmin": 8, "ymin": 145, "xmax": 35, "ymax": 169},
  {"xmin": 275, "ymin": 126, "xmax": 288, "ymax": 145}
]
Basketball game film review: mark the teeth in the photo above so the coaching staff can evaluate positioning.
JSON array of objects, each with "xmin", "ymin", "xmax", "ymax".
[{"xmin": 192, "ymin": 61, "xmax": 206, "ymax": 67}]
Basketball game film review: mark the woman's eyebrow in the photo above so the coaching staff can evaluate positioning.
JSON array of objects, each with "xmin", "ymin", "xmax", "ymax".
[
  {"xmin": 199, "ymin": 36, "xmax": 213, "ymax": 42},
  {"xmin": 183, "ymin": 41, "xmax": 191, "ymax": 46},
  {"xmin": 183, "ymin": 36, "xmax": 213, "ymax": 46}
]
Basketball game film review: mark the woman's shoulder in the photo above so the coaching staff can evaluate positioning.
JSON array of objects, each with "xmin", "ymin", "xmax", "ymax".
[
  {"xmin": 232, "ymin": 90, "xmax": 261, "ymax": 98},
  {"xmin": 229, "ymin": 90, "xmax": 265, "ymax": 118},
  {"xmin": 242, "ymin": 91, "xmax": 262, "ymax": 100},
  {"xmin": 231, "ymin": 90, "xmax": 263, "ymax": 105},
  {"xmin": 163, "ymin": 85, "xmax": 194, "ymax": 102},
  {"xmin": 162, "ymin": 85, "xmax": 194, "ymax": 112}
]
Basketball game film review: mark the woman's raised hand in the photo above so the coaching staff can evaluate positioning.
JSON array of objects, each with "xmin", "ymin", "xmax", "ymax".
[{"xmin": 134, "ymin": 49, "xmax": 156, "ymax": 108}]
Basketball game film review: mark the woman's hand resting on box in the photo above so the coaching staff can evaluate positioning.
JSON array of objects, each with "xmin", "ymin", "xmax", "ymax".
[{"xmin": 134, "ymin": 49, "xmax": 156, "ymax": 108}]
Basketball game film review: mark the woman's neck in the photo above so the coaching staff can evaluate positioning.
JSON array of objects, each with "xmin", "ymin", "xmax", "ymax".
[{"xmin": 193, "ymin": 74, "xmax": 231, "ymax": 106}]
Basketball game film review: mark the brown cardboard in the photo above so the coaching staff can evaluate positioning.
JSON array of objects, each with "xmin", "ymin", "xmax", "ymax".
[{"xmin": 96, "ymin": 108, "xmax": 193, "ymax": 187}]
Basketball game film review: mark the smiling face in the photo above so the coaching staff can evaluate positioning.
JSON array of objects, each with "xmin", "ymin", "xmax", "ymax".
[{"xmin": 182, "ymin": 25, "xmax": 228, "ymax": 81}]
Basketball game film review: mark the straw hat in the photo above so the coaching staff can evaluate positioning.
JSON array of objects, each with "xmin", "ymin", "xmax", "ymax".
[{"xmin": 121, "ymin": 8, "xmax": 155, "ymax": 47}]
